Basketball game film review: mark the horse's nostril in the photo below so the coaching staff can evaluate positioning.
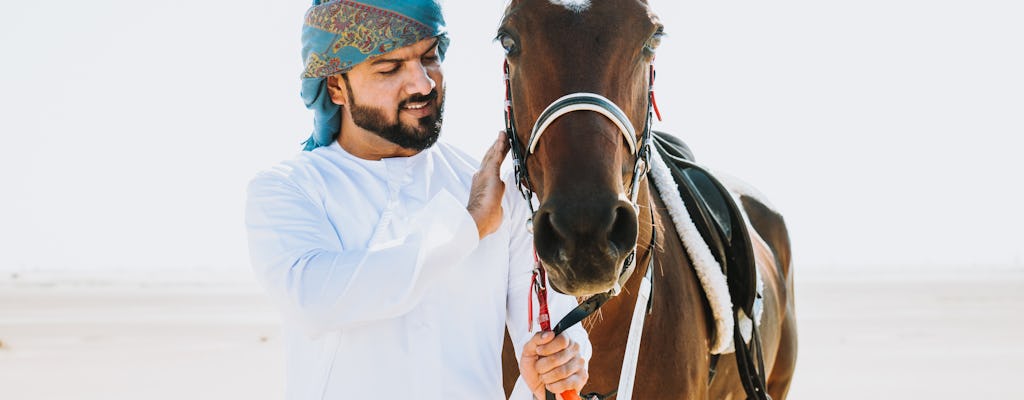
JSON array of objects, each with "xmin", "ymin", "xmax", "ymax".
[
  {"xmin": 533, "ymin": 210, "xmax": 565, "ymax": 261},
  {"xmin": 608, "ymin": 203, "xmax": 639, "ymax": 254}
]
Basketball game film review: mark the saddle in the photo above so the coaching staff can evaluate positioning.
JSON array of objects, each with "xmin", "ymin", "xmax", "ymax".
[
  {"xmin": 650, "ymin": 130, "xmax": 757, "ymax": 316},
  {"xmin": 649, "ymin": 130, "xmax": 771, "ymax": 399}
]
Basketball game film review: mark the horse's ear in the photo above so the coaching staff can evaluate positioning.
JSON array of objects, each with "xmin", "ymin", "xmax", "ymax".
[{"xmin": 326, "ymin": 75, "xmax": 348, "ymax": 107}]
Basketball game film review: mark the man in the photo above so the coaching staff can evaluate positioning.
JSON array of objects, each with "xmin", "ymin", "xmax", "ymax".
[{"xmin": 245, "ymin": 1, "xmax": 590, "ymax": 399}]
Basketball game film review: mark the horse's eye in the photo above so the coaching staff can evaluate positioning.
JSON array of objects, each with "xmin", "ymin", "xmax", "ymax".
[
  {"xmin": 644, "ymin": 30, "xmax": 665, "ymax": 54},
  {"xmin": 498, "ymin": 33, "xmax": 518, "ymax": 54}
]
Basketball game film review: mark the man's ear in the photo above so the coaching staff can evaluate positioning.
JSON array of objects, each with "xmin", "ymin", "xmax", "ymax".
[{"xmin": 326, "ymin": 75, "xmax": 348, "ymax": 106}]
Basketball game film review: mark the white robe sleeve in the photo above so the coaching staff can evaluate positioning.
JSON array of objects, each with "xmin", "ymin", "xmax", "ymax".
[
  {"xmin": 245, "ymin": 172, "xmax": 480, "ymax": 336},
  {"xmin": 504, "ymin": 184, "xmax": 593, "ymax": 400}
]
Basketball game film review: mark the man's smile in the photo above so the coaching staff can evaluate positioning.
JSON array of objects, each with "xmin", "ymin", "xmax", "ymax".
[{"xmin": 400, "ymin": 99, "xmax": 434, "ymax": 117}]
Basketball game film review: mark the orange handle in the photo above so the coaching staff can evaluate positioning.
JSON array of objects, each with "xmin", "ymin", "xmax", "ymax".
[{"xmin": 561, "ymin": 391, "xmax": 581, "ymax": 400}]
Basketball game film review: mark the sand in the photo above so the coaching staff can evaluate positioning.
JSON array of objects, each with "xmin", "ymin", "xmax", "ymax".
[
  {"xmin": 788, "ymin": 268, "xmax": 1024, "ymax": 399},
  {"xmin": 1, "ymin": 267, "xmax": 1022, "ymax": 399}
]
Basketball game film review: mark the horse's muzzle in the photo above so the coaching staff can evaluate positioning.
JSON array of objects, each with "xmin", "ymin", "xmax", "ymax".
[{"xmin": 533, "ymin": 197, "xmax": 638, "ymax": 296}]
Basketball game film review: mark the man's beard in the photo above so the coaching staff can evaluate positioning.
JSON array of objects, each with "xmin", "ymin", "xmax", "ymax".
[{"xmin": 346, "ymin": 82, "xmax": 444, "ymax": 151}]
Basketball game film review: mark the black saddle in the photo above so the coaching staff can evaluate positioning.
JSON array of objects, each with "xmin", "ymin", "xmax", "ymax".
[
  {"xmin": 650, "ymin": 130, "xmax": 772, "ymax": 399},
  {"xmin": 650, "ymin": 130, "xmax": 757, "ymax": 316}
]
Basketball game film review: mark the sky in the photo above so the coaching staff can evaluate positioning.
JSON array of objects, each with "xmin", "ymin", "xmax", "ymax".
[{"xmin": 0, "ymin": 0, "xmax": 1022, "ymax": 272}]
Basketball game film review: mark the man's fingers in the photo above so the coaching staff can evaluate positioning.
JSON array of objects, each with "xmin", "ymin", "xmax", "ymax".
[
  {"xmin": 496, "ymin": 130, "xmax": 510, "ymax": 155},
  {"xmin": 547, "ymin": 372, "xmax": 587, "ymax": 396},
  {"xmin": 536, "ymin": 332, "xmax": 571, "ymax": 356},
  {"xmin": 522, "ymin": 331, "xmax": 555, "ymax": 357},
  {"xmin": 483, "ymin": 131, "xmax": 507, "ymax": 168},
  {"xmin": 481, "ymin": 130, "xmax": 510, "ymax": 172},
  {"xmin": 540, "ymin": 357, "xmax": 587, "ymax": 391},
  {"xmin": 535, "ymin": 341, "xmax": 580, "ymax": 375},
  {"xmin": 521, "ymin": 333, "xmax": 587, "ymax": 400}
]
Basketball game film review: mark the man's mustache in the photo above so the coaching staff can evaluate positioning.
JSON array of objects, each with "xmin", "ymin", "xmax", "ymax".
[{"xmin": 399, "ymin": 89, "xmax": 439, "ymax": 108}]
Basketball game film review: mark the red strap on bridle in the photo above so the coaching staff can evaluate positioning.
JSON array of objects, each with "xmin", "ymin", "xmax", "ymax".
[
  {"xmin": 532, "ymin": 252, "xmax": 580, "ymax": 400},
  {"xmin": 650, "ymin": 62, "xmax": 662, "ymax": 122},
  {"xmin": 529, "ymin": 250, "xmax": 552, "ymax": 332},
  {"xmin": 504, "ymin": 60, "xmax": 513, "ymax": 115}
]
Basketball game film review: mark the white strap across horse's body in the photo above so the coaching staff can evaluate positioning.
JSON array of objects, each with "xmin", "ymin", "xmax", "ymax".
[
  {"xmin": 616, "ymin": 264, "xmax": 653, "ymax": 400},
  {"xmin": 528, "ymin": 93, "xmax": 638, "ymax": 155}
]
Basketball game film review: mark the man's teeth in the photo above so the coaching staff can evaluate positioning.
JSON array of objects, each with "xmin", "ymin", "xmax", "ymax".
[{"xmin": 404, "ymin": 102, "xmax": 428, "ymax": 110}]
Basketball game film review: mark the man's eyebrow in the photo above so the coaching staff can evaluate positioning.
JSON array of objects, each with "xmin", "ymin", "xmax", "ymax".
[
  {"xmin": 369, "ymin": 57, "xmax": 402, "ymax": 66},
  {"xmin": 421, "ymin": 39, "xmax": 440, "ymax": 57},
  {"xmin": 369, "ymin": 39, "xmax": 441, "ymax": 66}
]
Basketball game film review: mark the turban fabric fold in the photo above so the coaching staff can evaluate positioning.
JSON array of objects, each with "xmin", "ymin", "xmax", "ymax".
[{"xmin": 299, "ymin": 0, "xmax": 449, "ymax": 151}]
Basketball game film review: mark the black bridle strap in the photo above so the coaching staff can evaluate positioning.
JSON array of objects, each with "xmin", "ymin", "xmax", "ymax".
[
  {"xmin": 504, "ymin": 60, "xmax": 533, "ymax": 204},
  {"xmin": 552, "ymin": 292, "xmax": 611, "ymax": 336}
]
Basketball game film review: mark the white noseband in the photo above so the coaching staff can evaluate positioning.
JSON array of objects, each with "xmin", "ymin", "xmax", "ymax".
[{"xmin": 528, "ymin": 93, "xmax": 638, "ymax": 155}]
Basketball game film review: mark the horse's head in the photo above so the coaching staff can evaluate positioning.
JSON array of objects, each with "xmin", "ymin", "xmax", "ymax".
[{"xmin": 500, "ymin": 0, "xmax": 663, "ymax": 296}]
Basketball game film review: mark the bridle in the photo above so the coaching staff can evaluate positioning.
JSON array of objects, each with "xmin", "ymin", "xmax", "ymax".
[
  {"xmin": 503, "ymin": 58, "xmax": 659, "ymax": 300},
  {"xmin": 504, "ymin": 60, "xmax": 660, "ymax": 214},
  {"xmin": 529, "ymin": 93, "xmax": 639, "ymax": 155},
  {"xmin": 503, "ymin": 59, "xmax": 661, "ymax": 400}
]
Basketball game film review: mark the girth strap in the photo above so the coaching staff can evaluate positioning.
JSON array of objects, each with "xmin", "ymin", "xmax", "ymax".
[
  {"xmin": 734, "ymin": 312, "xmax": 771, "ymax": 400},
  {"xmin": 615, "ymin": 253, "xmax": 654, "ymax": 400}
]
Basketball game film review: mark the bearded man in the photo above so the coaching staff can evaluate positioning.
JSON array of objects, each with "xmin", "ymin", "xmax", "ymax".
[{"xmin": 245, "ymin": 1, "xmax": 590, "ymax": 399}]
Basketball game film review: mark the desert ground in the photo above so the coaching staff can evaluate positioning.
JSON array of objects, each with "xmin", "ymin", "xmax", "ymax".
[{"xmin": 1, "ymin": 267, "xmax": 1021, "ymax": 399}]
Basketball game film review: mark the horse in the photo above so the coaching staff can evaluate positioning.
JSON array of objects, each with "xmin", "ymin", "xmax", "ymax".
[{"xmin": 497, "ymin": 1, "xmax": 798, "ymax": 398}]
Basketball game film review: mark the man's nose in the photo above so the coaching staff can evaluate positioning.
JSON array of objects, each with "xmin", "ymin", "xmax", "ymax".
[{"xmin": 404, "ymin": 62, "xmax": 436, "ymax": 96}]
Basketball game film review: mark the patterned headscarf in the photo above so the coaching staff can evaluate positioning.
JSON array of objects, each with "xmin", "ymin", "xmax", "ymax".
[{"xmin": 300, "ymin": 0, "xmax": 449, "ymax": 151}]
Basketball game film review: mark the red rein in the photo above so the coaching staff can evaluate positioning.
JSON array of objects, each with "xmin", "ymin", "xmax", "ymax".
[
  {"xmin": 650, "ymin": 63, "xmax": 662, "ymax": 122},
  {"xmin": 530, "ymin": 251, "xmax": 580, "ymax": 400}
]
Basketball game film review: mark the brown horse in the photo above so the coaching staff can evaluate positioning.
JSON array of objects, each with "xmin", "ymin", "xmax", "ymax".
[{"xmin": 498, "ymin": 1, "xmax": 798, "ymax": 398}]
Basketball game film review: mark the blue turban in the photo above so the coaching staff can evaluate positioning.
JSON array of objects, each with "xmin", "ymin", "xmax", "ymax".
[{"xmin": 299, "ymin": 0, "xmax": 450, "ymax": 151}]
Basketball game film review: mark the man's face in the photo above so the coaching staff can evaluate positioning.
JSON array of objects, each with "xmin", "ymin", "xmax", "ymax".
[{"xmin": 336, "ymin": 38, "xmax": 445, "ymax": 151}]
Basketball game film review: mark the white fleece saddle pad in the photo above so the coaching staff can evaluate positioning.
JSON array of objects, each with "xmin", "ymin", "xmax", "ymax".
[{"xmin": 648, "ymin": 145, "xmax": 763, "ymax": 355}]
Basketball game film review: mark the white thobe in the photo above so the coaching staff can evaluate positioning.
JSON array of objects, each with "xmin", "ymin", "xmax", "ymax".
[{"xmin": 246, "ymin": 141, "xmax": 590, "ymax": 400}]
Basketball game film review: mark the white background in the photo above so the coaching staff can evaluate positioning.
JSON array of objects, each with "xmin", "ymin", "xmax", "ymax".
[{"xmin": 1, "ymin": 0, "xmax": 1022, "ymax": 273}]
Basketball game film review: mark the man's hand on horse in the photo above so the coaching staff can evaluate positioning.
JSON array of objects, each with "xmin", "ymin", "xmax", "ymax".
[
  {"xmin": 468, "ymin": 130, "xmax": 510, "ymax": 239},
  {"xmin": 520, "ymin": 331, "xmax": 589, "ymax": 400}
]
